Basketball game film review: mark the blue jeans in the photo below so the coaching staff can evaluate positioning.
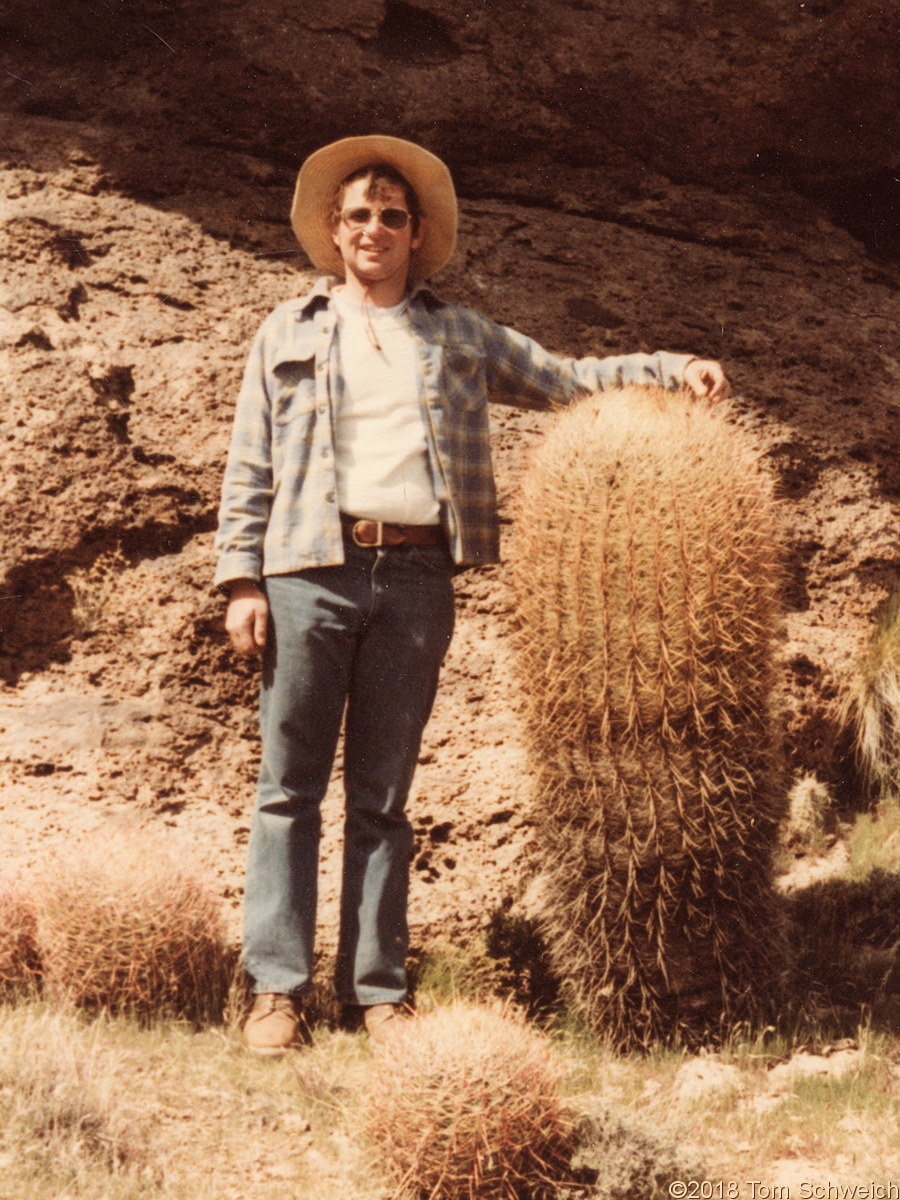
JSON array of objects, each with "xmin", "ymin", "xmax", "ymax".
[{"xmin": 242, "ymin": 536, "xmax": 455, "ymax": 1005}]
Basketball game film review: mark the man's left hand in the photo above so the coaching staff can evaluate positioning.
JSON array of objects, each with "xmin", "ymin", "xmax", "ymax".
[{"xmin": 683, "ymin": 358, "xmax": 732, "ymax": 401}]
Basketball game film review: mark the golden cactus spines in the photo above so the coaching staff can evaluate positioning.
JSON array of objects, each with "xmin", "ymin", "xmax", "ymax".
[
  {"xmin": 513, "ymin": 386, "xmax": 786, "ymax": 1048},
  {"xmin": 364, "ymin": 1002, "xmax": 575, "ymax": 1200}
]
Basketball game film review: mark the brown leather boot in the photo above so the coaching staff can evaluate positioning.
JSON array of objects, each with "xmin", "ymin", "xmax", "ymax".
[
  {"xmin": 242, "ymin": 993, "xmax": 307, "ymax": 1056},
  {"xmin": 362, "ymin": 1003, "xmax": 408, "ymax": 1046}
]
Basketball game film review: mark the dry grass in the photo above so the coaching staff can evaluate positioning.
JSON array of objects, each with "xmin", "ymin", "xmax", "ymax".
[
  {"xmin": 0, "ymin": 1002, "xmax": 386, "ymax": 1200},
  {"xmin": 0, "ymin": 976, "xmax": 898, "ymax": 1200},
  {"xmin": 0, "ymin": 1007, "xmax": 158, "ymax": 1198},
  {"xmin": 571, "ymin": 1109, "xmax": 706, "ymax": 1200}
]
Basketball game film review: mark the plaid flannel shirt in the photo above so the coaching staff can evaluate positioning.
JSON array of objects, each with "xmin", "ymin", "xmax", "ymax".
[{"xmin": 213, "ymin": 277, "xmax": 693, "ymax": 584}]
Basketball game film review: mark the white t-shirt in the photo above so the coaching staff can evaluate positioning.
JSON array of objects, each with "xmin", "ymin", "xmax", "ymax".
[{"xmin": 332, "ymin": 290, "xmax": 440, "ymax": 526}]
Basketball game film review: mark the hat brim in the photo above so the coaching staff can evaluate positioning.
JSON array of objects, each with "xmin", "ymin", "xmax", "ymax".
[{"xmin": 291, "ymin": 135, "xmax": 457, "ymax": 281}]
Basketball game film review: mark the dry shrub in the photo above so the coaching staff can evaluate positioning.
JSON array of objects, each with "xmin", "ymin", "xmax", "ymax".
[
  {"xmin": 513, "ymin": 388, "xmax": 787, "ymax": 1049},
  {"xmin": 0, "ymin": 874, "xmax": 42, "ymax": 999},
  {"xmin": 35, "ymin": 835, "xmax": 236, "ymax": 1023},
  {"xmin": 365, "ymin": 1001, "xmax": 576, "ymax": 1200},
  {"xmin": 572, "ymin": 1111, "xmax": 706, "ymax": 1200}
]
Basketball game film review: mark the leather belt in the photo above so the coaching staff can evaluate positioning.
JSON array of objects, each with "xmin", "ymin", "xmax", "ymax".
[{"xmin": 341, "ymin": 513, "xmax": 445, "ymax": 548}]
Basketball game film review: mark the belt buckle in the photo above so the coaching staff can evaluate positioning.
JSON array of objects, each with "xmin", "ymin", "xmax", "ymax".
[{"xmin": 352, "ymin": 519, "xmax": 383, "ymax": 548}]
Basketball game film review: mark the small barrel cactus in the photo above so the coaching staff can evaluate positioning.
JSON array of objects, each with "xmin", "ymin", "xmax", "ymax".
[
  {"xmin": 513, "ymin": 386, "xmax": 786, "ymax": 1048},
  {"xmin": 364, "ymin": 1001, "xmax": 575, "ymax": 1200},
  {"xmin": 35, "ymin": 836, "xmax": 236, "ymax": 1023}
]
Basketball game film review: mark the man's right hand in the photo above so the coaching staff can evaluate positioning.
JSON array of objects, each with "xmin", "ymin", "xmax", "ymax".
[{"xmin": 224, "ymin": 579, "xmax": 268, "ymax": 657}]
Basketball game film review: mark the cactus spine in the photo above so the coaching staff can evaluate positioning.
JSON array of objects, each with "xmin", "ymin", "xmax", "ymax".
[{"xmin": 514, "ymin": 387, "xmax": 785, "ymax": 1048}]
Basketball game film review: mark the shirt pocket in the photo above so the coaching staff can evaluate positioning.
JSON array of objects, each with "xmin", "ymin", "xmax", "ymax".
[
  {"xmin": 270, "ymin": 353, "xmax": 319, "ymax": 483},
  {"xmin": 271, "ymin": 353, "xmax": 318, "ymax": 424},
  {"xmin": 440, "ymin": 346, "xmax": 488, "ymax": 411}
]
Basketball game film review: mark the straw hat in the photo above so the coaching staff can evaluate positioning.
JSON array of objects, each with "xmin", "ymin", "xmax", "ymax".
[{"xmin": 291, "ymin": 135, "xmax": 458, "ymax": 280}]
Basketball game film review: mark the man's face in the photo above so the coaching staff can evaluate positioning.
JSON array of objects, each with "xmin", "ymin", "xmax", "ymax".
[{"xmin": 330, "ymin": 176, "xmax": 423, "ymax": 292}]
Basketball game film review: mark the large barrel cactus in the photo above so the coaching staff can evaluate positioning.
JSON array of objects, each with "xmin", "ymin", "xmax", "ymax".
[{"xmin": 513, "ymin": 386, "xmax": 786, "ymax": 1048}]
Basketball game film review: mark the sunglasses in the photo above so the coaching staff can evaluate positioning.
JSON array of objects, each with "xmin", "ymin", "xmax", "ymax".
[{"xmin": 340, "ymin": 206, "xmax": 411, "ymax": 231}]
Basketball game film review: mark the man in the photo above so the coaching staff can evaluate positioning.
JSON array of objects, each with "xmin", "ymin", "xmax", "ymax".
[{"xmin": 214, "ymin": 135, "xmax": 730, "ymax": 1055}]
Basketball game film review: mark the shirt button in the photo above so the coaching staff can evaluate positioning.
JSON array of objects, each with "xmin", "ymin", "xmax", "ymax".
[
  {"xmin": 318, "ymin": 405, "xmax": 326, "ymax": 414},
  {"xmin": 325, "ymin": 492, "xmax": 335, "ymax": 504},
  {"xmin": 321, "ymin": 447, "xmax": 330, "ymax": 458}
]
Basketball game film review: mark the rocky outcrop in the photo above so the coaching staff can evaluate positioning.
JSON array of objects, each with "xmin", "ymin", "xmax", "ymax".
[{"xmin": 3, "ymin": 1, "xmax": 898, "ymax": 246}]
